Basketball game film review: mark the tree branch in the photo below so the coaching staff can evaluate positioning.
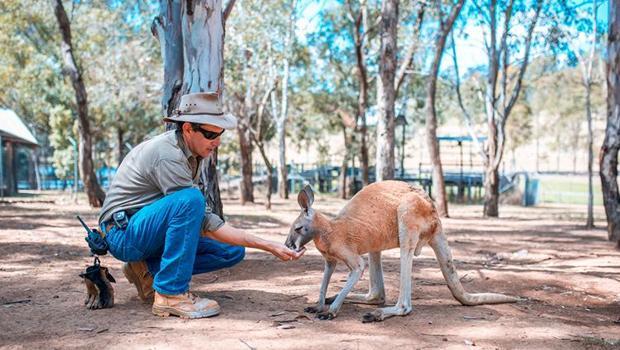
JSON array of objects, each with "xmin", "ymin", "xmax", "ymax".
[
  {"xmin": 504, "ymin": 0, "xmax": 542, "ymax": 118},
  {"xmin": 451, "ymin": 31, "xmax": 488, "ymax": 164},
  {"xmin": 223, "ymin": 0, "xmax": 236, "ymax": 23},
  {"xmin": 394, "ymin": 3, "xmax": 425, "ymax": 94}
]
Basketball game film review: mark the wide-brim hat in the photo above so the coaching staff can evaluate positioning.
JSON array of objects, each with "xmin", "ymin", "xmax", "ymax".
[{"xmin": 163, "ymin": 92, "xmax": 237, "ymax": 129}]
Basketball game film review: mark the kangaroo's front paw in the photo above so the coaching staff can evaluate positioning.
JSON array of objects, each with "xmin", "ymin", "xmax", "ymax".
[{"xmin": 317, "ymin": 312, "xmax": 335, "ymax": 320}]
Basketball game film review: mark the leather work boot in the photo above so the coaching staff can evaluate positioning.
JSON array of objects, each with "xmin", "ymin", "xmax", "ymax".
[
  {"xmin": 152, "ymin": 291, "xmax": 220, "ymax": 319},
  {"xmin": 122, "ymin": 261, "xmax": 154, "ymax": 303}
]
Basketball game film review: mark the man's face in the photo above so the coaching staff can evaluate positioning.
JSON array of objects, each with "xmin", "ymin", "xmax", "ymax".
[{"xmin": 183, "ymin": 123, "xmax": 224, "ymax": 158}]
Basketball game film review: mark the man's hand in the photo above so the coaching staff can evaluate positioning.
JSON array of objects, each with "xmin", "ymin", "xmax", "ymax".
[
  {"xmin": 268, "ymin": 243, "xmax": 306, "ymax": 261},
  {"xmin": 206, "ymin": 223, "xmax": 306, "ymax": 261}
]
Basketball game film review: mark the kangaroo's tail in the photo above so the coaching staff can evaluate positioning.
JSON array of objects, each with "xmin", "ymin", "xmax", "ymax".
[{"xmin": 429, "ymin": 229, "xmax": 519, "ymax": 305}]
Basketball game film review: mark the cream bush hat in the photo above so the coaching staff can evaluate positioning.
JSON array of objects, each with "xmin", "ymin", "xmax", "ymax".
[{"xmin": 164, "ymin": 92, "xmax": 237, "ymax": 129}]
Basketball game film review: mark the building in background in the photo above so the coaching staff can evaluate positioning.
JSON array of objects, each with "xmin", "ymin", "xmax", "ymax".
[{"xmin": 0, "ymin": 109, "xmax": 39, "ymax": 197}]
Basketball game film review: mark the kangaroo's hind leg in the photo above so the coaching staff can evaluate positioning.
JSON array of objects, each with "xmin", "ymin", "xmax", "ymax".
[{"xmin": 362, "ymin": 201, "xmax": 424, "ymax": 322}]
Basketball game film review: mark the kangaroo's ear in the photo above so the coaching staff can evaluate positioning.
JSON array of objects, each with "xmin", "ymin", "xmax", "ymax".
[
  {"xmin": 298, "ymin": 185, "xmax": 314, "ymax": 211},
  {"xmin": 303, "ymin": 185, "xmax": 314, "ymax": 207}
]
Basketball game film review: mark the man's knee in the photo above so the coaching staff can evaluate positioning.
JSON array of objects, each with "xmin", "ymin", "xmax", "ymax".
[
  {"xmin": 225, "ymin": 246, "xmax": 245, "ymax": 268},
  {"xmin": 174, "ymin": 188, "xmax": 205, "ymax": 214}
]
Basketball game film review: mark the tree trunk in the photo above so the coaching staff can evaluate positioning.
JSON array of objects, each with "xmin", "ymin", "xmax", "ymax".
[
  {"xmin": 586, "ymin": 85, "xmax": 594, "ymax": 228},
  {"xmin": 32, "ymin": 150, "xmax": 41, "ymax": 191},
  {"xmin": 237, "ymin": 51, "xmax": 255, "ymax": 205},
  {"xmin": 255, "ymin": 142, "xmax": 273, "ymax": 210},
  {"xmin": 117, "ymin": 127, "xmax": 124, "ymax": 165},
  {"xmin": 484, "ymin": 119, "xmax": 500, "ymax": 217},
  {"xmin": 53, "ymin": 0, "xmax": 105, "ymax": 207},
  {"xmin": 350, "ymin": 0, "xmax": 370, "ymax": 186},
  {"xmin": 276, "ymin": 120, "xmax": 288, "ymax": 199},
  {"xmin": 152, "ymin": 1, "xmax": 184, "ymax": 118},
  {"xmin": 600, "ymin": 0, "xmax": 620, "ymax": 246},
  {"xmin": 425, "ymin": 0, "xmax": 463, "ymax": 217},
  {"xmin": 584, "ymin": 0, "xmax": 598, "ymax": 229},
  {"xmin": 276, "ymin": 0, "xmax": 297, "ymax": 199},
  {"xmin": 482, "ymin": 0, "xmax": 541, "ymax": 217},
  {"xmin": 375, "ymin": 0, "xmax": 398, "ymax": 182},
  {"xmin": 5, "ymin": 142, "xmax": 16, "ymax": 196},
  {"xmin": 152, "ymin": 0, "xmax": 229, "ymax": 217},
  {"xmin": 237, "ymin": 117, "xmax": 254, "ymax": 204},
  {"xmin": 339, "ymin": 126, "xmax": 350, "ymax": 199}
]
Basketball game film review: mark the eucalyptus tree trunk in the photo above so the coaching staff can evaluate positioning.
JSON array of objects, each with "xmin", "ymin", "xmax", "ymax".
[
  {"xmin": 349, "ymin": 0, "xmax": 370, "ymax": 186},
  {"xmin": 275, "ymin": 0, "xmax": 297, "ymax": 199},
  {"xmin": 237, "ymin": 52, "xmax": 254, "ymax": 205},
  {"xmin": 582, "ymin": 0, "xmax": 598, "ymax": 229},
  {"xmin": 600, "ymin": 0, "xmax": 620, "ymax": 246},
  {"xmin": 375, "ymin": 0, "xmax": 398, "ymax": 182},
  {"xmin": 237, "ymin": 112, "xmax": 254, "ymax": 204},
  {"xmin": 586, "ymin": 85, "xmax": 594, "ymax": 228},
  {"xmin": 117, "ymin": 127, "xmax": 124, "ymax": 165},
  {"xmin": 53, "ymin": 0, "xmax": 105, "ymax": 207},
  {"xmin": 482, "ymin": 0, "xmax": 541, "ymax": 217},
  {"xmin": 251, "ymin": 64, "xmax": 278, "ymax": 210},
  {"xmin": 339, "ymin": 125, "xmax": 352, "ymax": 199},
  {"xmin": 152, "ymin": 0, "xmax": 234, "ymax": 218},
  {"xmin": 426, "ymin": 0, "xmax": 464, "ymax": 218}
]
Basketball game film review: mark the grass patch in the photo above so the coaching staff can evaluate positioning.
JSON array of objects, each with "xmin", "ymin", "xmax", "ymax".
[{"xmin": 539, "ymin": 175, "xmax": 603, "ymax": 205}]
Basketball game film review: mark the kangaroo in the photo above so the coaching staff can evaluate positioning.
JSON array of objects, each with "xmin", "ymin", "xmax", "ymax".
[{"xmin": 285, "ymin": 180, "xmax": 518, "ymax": 322}]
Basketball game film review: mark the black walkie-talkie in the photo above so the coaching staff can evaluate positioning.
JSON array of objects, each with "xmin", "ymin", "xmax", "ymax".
[{"xmin": 77, "ymin": 216, "xmax": 108, "ymax": 255}]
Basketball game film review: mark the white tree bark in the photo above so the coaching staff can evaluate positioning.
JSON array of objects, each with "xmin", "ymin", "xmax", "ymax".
[
  {"xmin": 275, "ymin": 0, "xmax": 297, "ymax": 199},
  {"xmin": 153, "ymin": 0, "xmax": 230, "ymax": 217},
  {"xmin": 600, "ymin": 0, "xmax": 620, "ymax": 246},
  {"xmin": 375, "ymin": 0, "xmax": 398, "ymax": 182}
]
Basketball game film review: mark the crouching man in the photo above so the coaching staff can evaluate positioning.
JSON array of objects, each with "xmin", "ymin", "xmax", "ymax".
[{"xmin": 98, "ymin": 92, "xmax": 303, "ymax": 319}]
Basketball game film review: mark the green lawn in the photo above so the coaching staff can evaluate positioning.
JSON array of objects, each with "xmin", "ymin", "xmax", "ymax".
[{"xmin": 538, "ymin": 175, "xmax": 603, "ymax": 205}]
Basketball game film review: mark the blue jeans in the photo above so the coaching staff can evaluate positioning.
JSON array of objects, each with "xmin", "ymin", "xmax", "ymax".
[{"xmin": 102, "ymin": 188, "xmax": 245, "ymax": 295}]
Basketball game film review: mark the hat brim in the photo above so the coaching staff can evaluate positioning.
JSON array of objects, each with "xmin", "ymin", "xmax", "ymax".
[{"xmin": 164, "ymin": 113, "xmax": 237, "ymax": 130}]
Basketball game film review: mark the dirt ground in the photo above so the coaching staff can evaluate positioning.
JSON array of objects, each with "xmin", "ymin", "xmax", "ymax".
[{"xmin": 0, "ymin": 191, "xmax": 619, "ymax": 350}]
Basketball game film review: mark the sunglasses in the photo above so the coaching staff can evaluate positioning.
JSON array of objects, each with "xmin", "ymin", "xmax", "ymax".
[{"xmin": 192, "ymin": 125, "xmax": 225, "ymax": 140}]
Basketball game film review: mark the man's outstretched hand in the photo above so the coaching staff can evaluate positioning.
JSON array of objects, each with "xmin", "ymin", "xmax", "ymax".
[{"xmin": 269, "ymin": 242, "xmax": 306, "ymax": 261}]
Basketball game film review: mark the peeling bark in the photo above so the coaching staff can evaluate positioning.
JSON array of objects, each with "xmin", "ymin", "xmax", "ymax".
[
  {"xmin": 600, "ymin": 0, "xmax": 620, "ymax": 246},
  {"xmin": 154, "ymin": 0, "xmax": 228, "ymax": 217},
  {"xmin": 375, "ymin": 0, "xmax": 398, "ymax": 182}
]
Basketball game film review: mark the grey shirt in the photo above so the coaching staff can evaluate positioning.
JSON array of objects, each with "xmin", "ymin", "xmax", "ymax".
[{"xmin": 98, "ymin": 130, "xmax": 224, "ymax": 232}]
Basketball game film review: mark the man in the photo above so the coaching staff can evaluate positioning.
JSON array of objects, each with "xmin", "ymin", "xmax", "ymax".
[{"xmin": 98, "ymin": 92, "xmax": 303, "ymax": 319}]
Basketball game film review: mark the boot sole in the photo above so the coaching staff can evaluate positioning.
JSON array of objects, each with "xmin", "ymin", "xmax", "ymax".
[
  {"xmin": 152, "ymin": 305, "xmax": 220, "ymax": 319},
  {"xmin": 122, "ymin": 264, "xmax": 154, "ymax": 304}
]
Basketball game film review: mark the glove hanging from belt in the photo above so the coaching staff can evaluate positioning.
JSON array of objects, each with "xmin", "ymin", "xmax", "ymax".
[{"xmin": 79, "ymin": 257, "xmax": 116, "ymax": 310}]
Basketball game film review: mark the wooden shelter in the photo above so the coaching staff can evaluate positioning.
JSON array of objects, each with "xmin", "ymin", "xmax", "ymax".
[{"xmin": 0, "ymin": 109, "xmax": 38, "ymax": 197}]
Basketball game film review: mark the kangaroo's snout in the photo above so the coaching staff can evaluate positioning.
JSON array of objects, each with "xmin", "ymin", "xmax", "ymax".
[{"xmin": 285, "ymin": 235, "xmax": 296, "ymax": 250}]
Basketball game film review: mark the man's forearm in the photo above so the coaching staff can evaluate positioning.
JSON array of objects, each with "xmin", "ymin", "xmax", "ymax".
[{"xmin": 203, "ymin": 223, "xmax": 274, "ymax": 251}]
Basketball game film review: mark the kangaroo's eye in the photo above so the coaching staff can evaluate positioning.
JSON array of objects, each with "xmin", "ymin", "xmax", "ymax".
[{"xmin": 294, "ymin": 226, "xmax": 303, "ymax": 233}]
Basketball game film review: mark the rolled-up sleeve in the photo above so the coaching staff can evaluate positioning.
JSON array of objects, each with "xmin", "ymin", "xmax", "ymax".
[{"xmin": 202, "ymin": 205, "xmax": 225, "ymax": 232}]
